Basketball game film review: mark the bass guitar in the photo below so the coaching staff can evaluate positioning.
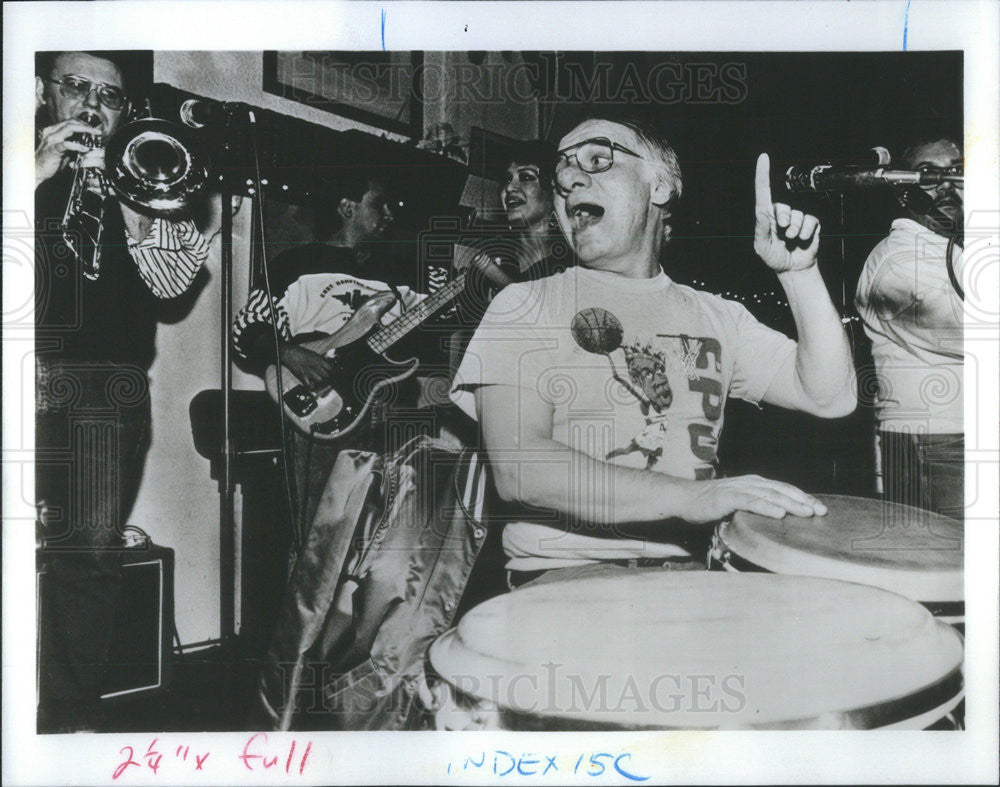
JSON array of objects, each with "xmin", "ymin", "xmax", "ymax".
[{"xmin": 264, "ymin": 273, "xmax": 468, "ymax": 440}]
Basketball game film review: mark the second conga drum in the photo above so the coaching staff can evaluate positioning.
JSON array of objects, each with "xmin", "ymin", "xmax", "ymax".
[
  {"xmin": 427, "ymin": 571, "xmax": 963, "ymax": 730},
  {"xmin": 710, "ymin": 494, "xmax": 964, "ymax": 627}
]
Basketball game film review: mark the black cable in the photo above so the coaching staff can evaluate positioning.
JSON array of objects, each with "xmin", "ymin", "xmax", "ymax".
[
  {"xmin": 945, "ymin": 234, "xmax": 965, "ymax": 301},
  {"xmin": 836, "ymin": 192, "xmax": 858, "ymax": 350},
  {"xmin": 246, "ymin": 110, "xmax": 302, "ymax": 554},
  {"xmin": 899, "ymin": 187, "xmax": 965, "ymax": 301},
  {"xmin": 204, "ymin": 197, "xmax": 244, "ymax": 248}
]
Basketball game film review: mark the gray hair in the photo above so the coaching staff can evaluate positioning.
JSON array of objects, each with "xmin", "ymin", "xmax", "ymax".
[
  {"xmin": 592, "ymin": 117, "xmax": 683, "ymax": 241},
  {"xmin": 615, "ymin": 118, "xmax": 684, "ymax": 203}
]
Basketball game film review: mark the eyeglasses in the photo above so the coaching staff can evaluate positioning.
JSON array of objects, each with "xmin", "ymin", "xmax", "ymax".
[
  {"xmin": 44, "ymin": 76, "xmax": 127, "ymax": 111},
  {"xmin": 916, "ymin": 163, "xmax": 963, "ymax": 177},
  {"xmin": 556, "ymin": 137, "xmax": 644, "ymax": 177}
]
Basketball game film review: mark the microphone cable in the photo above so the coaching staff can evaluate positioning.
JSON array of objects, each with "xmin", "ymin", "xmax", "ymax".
[
  {"xmin": 247, "ymin": 109, "xmax": 304, "ymax": 555},
  {"xmin": 924, "ymin": 196, "xmax": 965, "ymax": 302},
  {"xmin": 946, "ymin": 233, "xmax": 964, "ymax": 301}
]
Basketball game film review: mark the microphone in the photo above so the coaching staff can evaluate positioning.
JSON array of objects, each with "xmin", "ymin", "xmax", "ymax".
[
  {"xmin": 179, "ymin": 99, "xmax": 217, "ymax": 128},
  {"xmin": 179, "ymin": 98, "xmax": 245, "ymax": 128},
  {"xmin": 470, "ymin": 253, "xmax": 516, "ymax": 289},
  {"xmin": 785, "ymin": 145, "xmax": 964, "ymax": 193},
  {"xmin": 783, "ymin": 164, "xmax": 957, "ymax": 192}
]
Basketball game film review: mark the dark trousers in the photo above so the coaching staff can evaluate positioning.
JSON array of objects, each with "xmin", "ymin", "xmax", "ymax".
[
  {"xmin": 879, "ymin": 430, "xmax": 964, "ymax": 520},
  {"xmin": 36, "ymin": 361, "xmax": 151, "ymax": 731}
]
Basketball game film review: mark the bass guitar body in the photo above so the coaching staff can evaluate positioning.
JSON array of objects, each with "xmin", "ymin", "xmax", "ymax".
[{"xmin": 264, "ymin": 292, "xmax": 418, "ymax": 441}]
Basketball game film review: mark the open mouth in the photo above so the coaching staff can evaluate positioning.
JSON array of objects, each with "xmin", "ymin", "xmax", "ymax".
[
  {"xmin": 504, "ymin": 194, "xmax": 526, "ymax": 210},
  {"xmin": 567, "ymin": 201, "xmax": 605, "ymax": 232}
]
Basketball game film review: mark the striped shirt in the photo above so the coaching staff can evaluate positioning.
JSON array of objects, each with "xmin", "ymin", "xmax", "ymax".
[{"xmin": 127, "ymin": 217, "xmax": 211, "ymax": 298}]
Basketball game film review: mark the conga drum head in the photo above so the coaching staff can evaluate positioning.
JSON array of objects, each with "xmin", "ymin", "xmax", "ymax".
[
  {"xmin": 717, "ymin": 494, "xmax": 963, "ymax": 604},
  {"xmin": 428, "ymin": 572, "xmax": 963, "ymax": 730}
]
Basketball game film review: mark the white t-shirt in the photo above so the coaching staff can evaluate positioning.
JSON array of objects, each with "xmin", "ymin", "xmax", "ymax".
[
  {"xmin": 855, "ymin": 218, "xmax": 963, "ymax": 433},
  {"xmin": 280, "ymin": 272, "xmax": 422, "ymax": 337},
  {"xmin": 451, "ymin": 266, "xmax": 797, "ymax": 570}
]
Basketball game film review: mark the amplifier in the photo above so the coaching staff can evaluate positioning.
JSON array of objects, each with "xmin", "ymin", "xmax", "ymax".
[{"xmin": 37, "ymin": 544, "xmax": 175, "ymax": 701}]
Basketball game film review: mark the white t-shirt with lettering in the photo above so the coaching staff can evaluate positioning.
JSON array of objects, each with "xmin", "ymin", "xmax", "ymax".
[{"xmin": 451, "ymin": 266, "xmax": 796, "ymax": 571}]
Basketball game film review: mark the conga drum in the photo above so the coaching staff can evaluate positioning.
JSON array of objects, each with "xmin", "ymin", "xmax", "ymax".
[
  {"xmin": 427, "ymin": 571, "xmax": 963, "ymax": 730},
  {"xmin": 709, "ymin": 494, "xmax": 964, "ymax": 629}
]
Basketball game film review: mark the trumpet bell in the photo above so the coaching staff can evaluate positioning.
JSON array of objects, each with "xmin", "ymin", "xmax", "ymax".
[{"xmin": 105, "ymin": 118, "xmax": 209, "ymax": 215}]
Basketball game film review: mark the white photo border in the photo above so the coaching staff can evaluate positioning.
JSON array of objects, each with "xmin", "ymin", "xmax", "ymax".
[{"xmin": 4, "ymin": 1, "xmax": 998, "ymax": 785}]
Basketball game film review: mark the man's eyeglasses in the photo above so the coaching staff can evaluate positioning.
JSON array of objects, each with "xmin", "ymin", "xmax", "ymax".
[
  {"xmin": 44, "ymin": 76, "xmax": 127, "ymax": 111},
  {"xmin": 916, "ymin": 163, "xmax": 963, "ymax": 178},
  {"xmin": 556, "ymin": 137, "xmax": 644, "ymax": 177}
]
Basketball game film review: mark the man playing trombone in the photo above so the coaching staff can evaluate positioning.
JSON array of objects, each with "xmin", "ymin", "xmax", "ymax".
[{"xmin": 34, "ymin": 50, "xmax": 210, "ymax": 733}]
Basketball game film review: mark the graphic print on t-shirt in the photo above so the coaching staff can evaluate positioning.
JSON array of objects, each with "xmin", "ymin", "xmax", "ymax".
[
  {"xmin": 570, "ymin": 307, "xmax": 723, "ymax": 479},
  {"xmin": 330, "ymin": 288, "xmax": 373, "ymax": 309},
  {"xmin": 291, "ymin": 276, "xmax": 401, "ymax": 336},
  {"xmin": 318, "ymin": 278, "xmax": 386, "ymax": 312}
]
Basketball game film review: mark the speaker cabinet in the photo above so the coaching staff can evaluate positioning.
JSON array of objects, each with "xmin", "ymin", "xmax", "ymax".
[
  {"xmin": 102, "ymin": 545, "xmax": 175, "ymax": 699},
  {"xmin": 37, "ymin": 544, "xmax": 175, "ymax": 701}
]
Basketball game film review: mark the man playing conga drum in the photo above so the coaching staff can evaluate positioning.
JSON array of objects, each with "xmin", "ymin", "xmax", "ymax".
[{"xmin": 451, "ymin": 116, "xmax": 857, "ymax": 588}]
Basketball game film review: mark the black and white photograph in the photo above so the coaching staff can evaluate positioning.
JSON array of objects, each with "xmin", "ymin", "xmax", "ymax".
[{"xmin": 3, "ymin": 1, "xmax": 998, "ymax": 785}]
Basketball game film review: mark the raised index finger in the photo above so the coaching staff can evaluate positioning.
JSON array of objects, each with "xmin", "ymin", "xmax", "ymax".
[{"xmin": 754, "ymin": 153, "xmax": 773, "ymax": 210}]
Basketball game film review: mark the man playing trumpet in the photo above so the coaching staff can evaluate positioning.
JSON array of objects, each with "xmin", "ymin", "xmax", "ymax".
[{"xmin": 34, "ymin": 50, "xmax": 210, "ymax": 733}]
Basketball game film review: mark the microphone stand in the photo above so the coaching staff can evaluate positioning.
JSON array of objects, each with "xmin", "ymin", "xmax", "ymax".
[
  {"xmin": 220, "ymin": 181, "xmax": 236, "ymax": 650},
  {"xmin": 214, "ymin": 101, "xmax": 258, "ymax": 654},
  {"xmin": 216, "ymin": 105, "xmax": 291, "ymax": 719},
  {"xmin": 215, "ymin": 105, "xmax": 246, "ymax": 714},
  {"xmin": 836, "ymin": 191, "xmax": 848, "ymax": 491}
]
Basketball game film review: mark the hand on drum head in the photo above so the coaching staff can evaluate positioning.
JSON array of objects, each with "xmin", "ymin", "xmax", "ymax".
[{"xmin": 680, "ymin": 475, "xmax": 827, "ymax": 523}]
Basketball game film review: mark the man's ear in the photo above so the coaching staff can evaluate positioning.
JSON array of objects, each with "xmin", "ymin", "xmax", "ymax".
[
  {"xmin": 35, "ymin": 76, "xmax": 46, "ymax": 111},
  {"xmin": 338, "ymin": 198, "xmax": 354, "ymax": 220},
  {"xmin": 650, "ymin": 171, "xmax": 675, "ymax": 208}
]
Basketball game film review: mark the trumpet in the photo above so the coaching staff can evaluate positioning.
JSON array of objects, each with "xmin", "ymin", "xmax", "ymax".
[
  {"xmin": 61, "ymin": 129, "xmax": 108, "ymax": 279},
  {"xmin": 104, "ymin": 117, "xmax": 210, "ymax": 215},
  {"xmin": 61, "ymin": 116, "xmax": 211, "ymax": 278}
]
